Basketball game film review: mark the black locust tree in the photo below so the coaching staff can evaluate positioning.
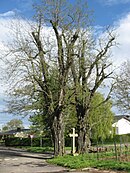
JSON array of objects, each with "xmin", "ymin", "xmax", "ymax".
[
  {"xmin": 4, "ymin": 0, "xmax": 91, "ymax": 156},
  {"xmin": 70, "ymin": 30, "xmax": 116, "ymax": 154}
]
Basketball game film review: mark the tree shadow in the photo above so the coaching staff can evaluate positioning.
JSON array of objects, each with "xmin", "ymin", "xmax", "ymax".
[{"xmin": 0, "ymin": 147, "xmax": 53, "ymax": 160}]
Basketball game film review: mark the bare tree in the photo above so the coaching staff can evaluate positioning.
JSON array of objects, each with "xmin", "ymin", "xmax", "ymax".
[
  {"xmin": 114, "ymin": 60, "xmax": 130, "ymax": 113},
  {"xmin": 4, "ymin": 0, "xmax": 91, "ymax": 156},
  {"xmin": 70, "ymin": 30, "xmax": 116, "ymax": 153}
]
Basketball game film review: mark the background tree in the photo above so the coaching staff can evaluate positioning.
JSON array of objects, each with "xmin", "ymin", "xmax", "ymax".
[
  {"xmin": 65, "ymin": 92, "xmax": 114, "ymax": 147},
  {"xmin": 2, "ymin": 119, "xmax": 24, "ymax": 131},
  {"xmin": 88, "ymin": 93, "xmax": 114, "ymax": 142},
  {"xmin": 114, "ymin": 60, "xmax": 130, "ymax": 113}
]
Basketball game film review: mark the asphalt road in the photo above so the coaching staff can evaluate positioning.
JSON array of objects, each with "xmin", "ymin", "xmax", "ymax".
[{"xmin": 0, "ymin": 147, "xmax": 69, "ymax": 173}]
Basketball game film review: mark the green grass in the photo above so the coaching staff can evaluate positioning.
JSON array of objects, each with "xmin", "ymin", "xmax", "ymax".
[
  {"xmin": 17, "ymin": 146, "xmax": 130, "ymax": 172},
  {"xmin": 47, "ymin": 154, "xmax": 130, "ymax": 172},
  {"xmin": 20, "ymin": 146, "xmax": 71, "ymax": 153},
  {"xmin": 17, "ymin": 146, "xmax": 54, "ymax": 153},
  {"xmin": 27, "ymin": 146, "xmax": 54, "ymax": 153}
]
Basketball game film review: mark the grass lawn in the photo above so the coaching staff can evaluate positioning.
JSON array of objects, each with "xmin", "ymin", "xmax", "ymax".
[
  {"xmin": 19, "ymin": 146, "xmax": 130, "ymax": 172},
  {"xmin": 47, "ymin": 154, "xmax": 130, "ymax": 172},
  {"xmin": 17, "ymin": 146, "xmax": 54, "ymax": 153}
]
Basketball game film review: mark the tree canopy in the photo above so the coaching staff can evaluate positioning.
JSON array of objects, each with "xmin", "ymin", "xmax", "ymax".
[{"xmin": 2, "ymin": 119, "xmax": 24, "ymax": 131}]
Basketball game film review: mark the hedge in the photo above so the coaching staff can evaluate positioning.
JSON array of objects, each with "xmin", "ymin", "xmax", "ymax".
[{"xmin": 5, "ymin": 137, "xmax": 52, "ymax": 147}]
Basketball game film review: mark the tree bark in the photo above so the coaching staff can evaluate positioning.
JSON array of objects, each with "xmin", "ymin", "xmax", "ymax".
[
  {"xmin": 77, "ymin": 115, "xmax": 91, "ymax": 154},
  {"xmin": 52, "ymin": 112, "xmax": 65, "ymax": 156}
]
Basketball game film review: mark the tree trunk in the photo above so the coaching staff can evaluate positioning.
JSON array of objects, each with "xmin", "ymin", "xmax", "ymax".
[
  {"xmin": 52, "ymin": 112, "xmax": 65, "ymax": 156},
  {"xmin": 77, "ymin": 117, "xmax": 91, "ymax": 154}
]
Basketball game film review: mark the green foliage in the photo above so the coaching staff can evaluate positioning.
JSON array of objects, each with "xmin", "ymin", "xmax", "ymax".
[
  {"xmin": 48, "ymin": 154, "xmax": 130, "ymax": 171},
  {"xmin": 2, "ymin": 119, "xmax": 24, "ymax": 131},
  {"xmin": 5, "ymin": 137, "xmax": 52, "ymax": 147},
  {"xmin": 96, "ymin": 160, "xmax": 130, "ymax": 171},
  {"xmin": 65, "ymin": 137, "xmax": 72, "ymax": 147},
  {"xmin": 88, "ymin": 92, "xmax": 114, "ymax": 140},
  {"xmin": 65, "ymin": 92, "xmax": 114, "ymax": 141},
  {"xmin": 103, "ymin": 134, "xmax": 130, "ymax": 144},
  {"xmin": 26, "ymin": 146, "xmax": 54, "ymax": 153},
  {"xmin": 48, "ymin": 154, "xmax": 95, "ymax": 169},
  {"xmin": 29, "ymin": 67, "xmax": 61, "ymax": 137},
  {"xmin": 5, "ymin": 137, "xmax": 31, "ymax": 146}
]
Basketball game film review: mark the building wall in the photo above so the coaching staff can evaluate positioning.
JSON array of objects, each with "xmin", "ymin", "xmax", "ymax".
[{"xmin": 112, "ymin": 118, "xmax": 130, "ymax": 135}]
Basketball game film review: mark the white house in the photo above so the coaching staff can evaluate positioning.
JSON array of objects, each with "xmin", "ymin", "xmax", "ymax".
[{"xmin": 112, "ymin": 116, "xmax": 130, "ymax": 135}]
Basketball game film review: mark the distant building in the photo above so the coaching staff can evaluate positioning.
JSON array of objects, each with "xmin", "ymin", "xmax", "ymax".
[
  {"xmin": 0, "ymin": 128, "xmax": 30, "ymax": 138},
  {"xmin": 112, "ymin": 115, "xmax": 130, "ymax": 135}
]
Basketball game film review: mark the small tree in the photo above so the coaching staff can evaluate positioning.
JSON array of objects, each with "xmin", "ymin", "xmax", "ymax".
[
  {"xmin": 2, "ymin": 119, "xmax": 24, "ymax": 131},
  {"xmin": 65, "ymin": 92, "xmax": 114, "ymax": 147},
  {"xmin": 114, "ymin": 60, "xmax": 130, "ymax": 113},
  {"xmin": 88, "ymin": 93, "xmax": 114, "ymax": 142}
]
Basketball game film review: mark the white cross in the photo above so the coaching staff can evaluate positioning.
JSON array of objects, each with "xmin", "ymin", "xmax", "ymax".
[{"xmin": 69, "ymin": 128, "xmax": 78, "ymax": 154}]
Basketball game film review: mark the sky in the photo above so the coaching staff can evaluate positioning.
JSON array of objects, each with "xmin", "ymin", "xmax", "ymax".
[{"xmin": 0, "ymin": 0, "xmax": 130, "ymax": 129}]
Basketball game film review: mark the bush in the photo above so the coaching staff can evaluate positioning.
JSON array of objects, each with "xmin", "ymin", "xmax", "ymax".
[
  {"xmin": 48, "ymin": 154, "xmax": 130, "ymax": 171},
  {"xmin": 65, "ymin": 137, "xmax": 72, "ymax": 147},
  {"xmin": 5, "ymin": 137, "xmax": 53, "ymax": 147},
  {"xmin": 42, "ymin": 138, "xmax": 53, "ymax": 147},
  {"xmin": 91, "ymin": 134, "xmax": 130, "ymax": 146},
  {"xmin": 5, "ymin": 137, "xmax": 30, "ymax": 146}
]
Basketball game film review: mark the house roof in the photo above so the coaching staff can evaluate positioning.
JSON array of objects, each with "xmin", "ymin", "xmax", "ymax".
[
  {"xmin": 123, "ymin": 116, "xmax": 130, "ymax": 122},
  {"xmin": 114, "ymin": 115, "xmax": 130, "ymax": 122},
  {"xmin": 0, "ymin": 128, "xmax": 30, "ymax": 136}
]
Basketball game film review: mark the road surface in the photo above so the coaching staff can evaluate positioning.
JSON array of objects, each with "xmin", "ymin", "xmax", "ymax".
[{"xmin": 0, "ymin": 147, "xmax": 68, "ymax": 173}]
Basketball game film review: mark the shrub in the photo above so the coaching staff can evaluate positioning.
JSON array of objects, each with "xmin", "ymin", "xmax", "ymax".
[
  {"xmin": 5, "ymin": 137, "xmax": 30, "ymax": 146},
  {"xmin": 5, "ymin": 137, "xmax": 53, "ymax": 147}
]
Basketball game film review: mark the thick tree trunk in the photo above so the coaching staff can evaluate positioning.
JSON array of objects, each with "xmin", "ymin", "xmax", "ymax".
[
  {"xmin": 77, "ymin": 117, "xmax": 91, "ymax": 154},
  {"xmin": 52, "ymin": 112, "xmax": 65, "ymax": 156}
]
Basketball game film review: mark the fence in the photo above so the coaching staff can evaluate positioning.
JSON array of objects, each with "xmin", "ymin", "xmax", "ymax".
[{"xmin": 89, "ymin": 135, "xmax": 130, "ymax": 162}]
